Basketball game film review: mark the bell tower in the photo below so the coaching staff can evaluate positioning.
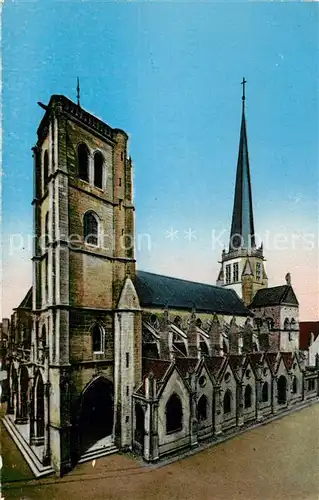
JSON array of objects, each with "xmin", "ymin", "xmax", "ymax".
[
  {"xmin": 216, "ymin": 79, "xmax": 268, "ymax": 305},
  {"xmin": 31, "ymin": 93, "xmax": 141, "ymax": 474}
]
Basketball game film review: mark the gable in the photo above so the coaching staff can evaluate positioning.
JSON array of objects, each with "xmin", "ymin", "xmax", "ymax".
[
  {"xmin": 117, "ymin": 277, "xmax": 141, "ymax": 310},
  {"xmin": 158, "ymin": 365, "xmax": 190, "ymax": 400},
  {"xmin": 250, "ymin": 285, "xmax": 298, "ymax": 308}
]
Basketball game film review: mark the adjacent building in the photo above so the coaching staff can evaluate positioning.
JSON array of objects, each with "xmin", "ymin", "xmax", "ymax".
[{"xmin": 4, "ymin": 86, "xmax": 319, "ymax": 477}]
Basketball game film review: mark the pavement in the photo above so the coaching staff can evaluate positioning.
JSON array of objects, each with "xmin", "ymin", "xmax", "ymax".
[{"xmin": 1, "ymin": 404, "xmax": 319, "ymax": 500}]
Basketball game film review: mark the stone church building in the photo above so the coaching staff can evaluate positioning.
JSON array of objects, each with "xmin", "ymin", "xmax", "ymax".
[{"xmin": 4, "ymin": 87, "xmax": 319, "ymax": 477}]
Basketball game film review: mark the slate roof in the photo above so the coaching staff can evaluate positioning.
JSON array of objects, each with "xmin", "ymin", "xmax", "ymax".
[
  {"xmin": 137, "ymin": 358, "xmax": 172, "ymax": 396},
  {"xmin": 205, "ymin": 356, "xmax": 226, "ymax": 379},
  {"xmin": 299, "ymin": 322, "xmax": 319, "ymax": 350},
  {"xmin": 265, "ymin": 353, "xmax": 278, "ymax": 373},
  {"xmin": 250, "ymin": 285, "xmax": 298, "ymax": 308},
  {"xmin": 142, "ymin": 358, "xmax": 171, "ymax": 381},
  {"xmin": 281, "ymin": 352, "xmax": 293, "ymax": 371},
  {"xmin": 175, "ymin": 357, "xmax": 198, "ymax": 377},
  {"xmin": 229, "ymin": 101, "xmax": 255, "ymax": 250},
  {"xmin": 245, "ymin": 353, "xmax": 263, "ymax": 372},
  {"xmin": 135, "ymin": 270, "xmax": 249, "ymax": 316},
  {"xmin": 228, "ymin": 355, "xmax": 244, "ymax": 372}
]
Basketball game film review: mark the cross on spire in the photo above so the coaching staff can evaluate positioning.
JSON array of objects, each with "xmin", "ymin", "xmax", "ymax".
[
  {"xmin": 241, "ymin": 77, "xmax": 247, "ymax": 102},
  {"xmin": 77, "ymin": 77, "xmax": 81, "ymax": 107}
]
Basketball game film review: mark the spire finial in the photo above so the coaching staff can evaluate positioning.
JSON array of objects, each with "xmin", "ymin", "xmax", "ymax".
[
  {"xmin": 241, "ymin": 77, "xmax": 247, "ymax": 104},
  {"xmin": 77, "ymin": 77, "xmax": 81, "ymax": 107}
]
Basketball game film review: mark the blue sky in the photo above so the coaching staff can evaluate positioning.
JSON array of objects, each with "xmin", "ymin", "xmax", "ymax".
[{"xmin": 2, "ymin": 2, "xmax": 318, "ymax": 319}]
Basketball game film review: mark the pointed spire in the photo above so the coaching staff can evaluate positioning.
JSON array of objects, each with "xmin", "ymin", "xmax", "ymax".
[{"xmin": 229, "ymin": 78, "xmax": 255, "ymax": 251}]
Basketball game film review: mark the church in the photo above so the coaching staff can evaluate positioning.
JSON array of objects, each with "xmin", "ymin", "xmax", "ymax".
[{"xmin": 4, "ymin": 83, "xmax": 319, "ymax": 477}]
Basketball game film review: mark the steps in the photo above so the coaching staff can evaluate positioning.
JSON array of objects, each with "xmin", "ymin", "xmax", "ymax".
[
  {"xmin": 2, "ymin": 415, "xmax": 54, "ymax": 478},
  {"xmin": 78, "ymin": 443, "xmax": 118, "ymax": 464}
]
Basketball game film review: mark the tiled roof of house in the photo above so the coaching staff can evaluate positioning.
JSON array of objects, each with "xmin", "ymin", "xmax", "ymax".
[
  {"xmin": 174, "ymin": 357, "xmax": 199, "ymax": 377},
  {"xmin": 137, "ymin": 358, "xmax": 172, "ymax": 396},
  {"xmin": 265, "ymin": 352, "xmax": 278, "ymax": 372},
  {"xmin": 204, "ymin": 356, "xmax": 226, "ymax": 379},
  {"xmin": 281, "ymin": 352, "xmax": 293, "ymax": 370},
  {"xmin": 250, "ymin": 285, "xmax": 298, "ymax": 308},
  {"xmin": 135, "ymin": 270, "xmax": 249, "ymax": 316},
  {"xmin": 245, "ymin": 353, "xmax": 263, "ymax": 372},
  {"xmin": 299, "ymin": 322, "xmax": 319, "ymax": 350},
  {"xmin": 142, "ymin": 358, "xmax": 171, "ymax": 381}
]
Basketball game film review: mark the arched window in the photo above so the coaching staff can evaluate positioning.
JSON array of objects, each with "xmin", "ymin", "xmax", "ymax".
[
  {"xmin": 43, "ymin": 149, "xmax": 49, "ymax": 186},
  {"xmin": 83, "ymin": 211, "xmax": 99, "ymax": 246},
  {"xmin": 223, "ymin": 390, "xmax": 232, "ymax": 414},
  {"xmin": 44, "ymin": 255, "xmax": 48, "ymax": 302},
  {"xmin": 277, "ymin": 375, "xmax": 287, "ymax": 405},
  {"xmin": 284, "ymin": 318, "xmax": 290, "ymax": 331},
  {"xmin": 41, "ymin": 324, "xmax": 47, "ymax": 347},
  {"xmin": 292, "ymin": 375, "xmax": 298, "ymax": 394},
  {"xmin": 254, "ymin": 318, "xmax": 262, "ymax": 330},
  {"xmin": 197, "ymin": 395, "xmax": 208, "ymax": 421},
  {"xmin": 94, "ymin": 152, "xmax": 104, "ymax": 189},
  {"xmin": 92, "ymin": 324, "xmax": 104, "ymax": 353},
  {"xmin": 262, "ymin": 382, "xmax": 269, "ymax": 402},
  {"xmin": 45, "ymin": 212, "xmax": 49, "ymax": 247},
  {"xmin": 78, "ymin": 143, "xmax": 89, "ymax": 182},
  {"xmin": 244, "ymin": 384, "xmax": 252, "ymax": 409},
  {"xmin": 166, "ymin": 393, "xmax": 183, "ymax": 434},
  {"xmin": 266, "ymin": 317, "xmax": 274, "ymax": 330},
  {"xmin": 291, "ymin": 318, "xmax": 296, "ymax": 330}
]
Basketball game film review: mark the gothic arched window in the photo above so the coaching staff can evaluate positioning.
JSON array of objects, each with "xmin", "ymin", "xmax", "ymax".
[
  {"xmin": 284, "ymin": 318, "xmax": 290, "ymax": 331},
  {"xmin": 292, "ymin": 375, "xmax": 298, "ymax": 394},
  {"xmin": 266, "ymin": 317, "xmax": 274, "ymax": 330},
  {"xmin": 223, "ymin": 390, "xmax": 232, "ymax": 414},
  {"xmin": 197, "ymin": 395, "xmax": 208, "ymax": 421},
  {"xmin": 244, "ymin": 384, "xmax": 252, "ymax": 409},
  {"xmin": 262, "ymin": 381, "xmax": 269, "ymax": 402},
  {"xmin": 45, "ymin": 212, "xmax": 49, "ymax": 248},
  {"xmin": 43, "ymin": 149, "xmax": 49, "ymax": 186},
  {"xmin": 41, "ymin": 324, "xmax": 47, "ymax": 347},
  {"xmin": 83, "ymin": 211, "xmax": 99, "ymax": 246},
  {"xmin": 94, "ymin": 151, "xmax": 104, "ymax": 189},
  {"xmin": 92, "ymin": 324, "xmax": 104, "ymax": 353},
  {"xmin": 78, "ymin": 143, "xmax": 89, "ymax": 182},
  {"xmin": 166, "ymin": 393, "xmax": 183, "ymax": 434}
]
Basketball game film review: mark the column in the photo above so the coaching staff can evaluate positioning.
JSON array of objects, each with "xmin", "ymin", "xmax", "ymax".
[
  {"xmin": 237, "ymin": 382, "xmax": 244, "ymax": 427},
  {"xmin": 42, "ymin": 381, "xmax": 51, "ymax": 465},
  {"xmin": 256, "ymin": 378, "xmax": 263, "ymax": 422},
  {"xmin": 214, "ymin": 386, "xmax": 222, "ymax": 436}
]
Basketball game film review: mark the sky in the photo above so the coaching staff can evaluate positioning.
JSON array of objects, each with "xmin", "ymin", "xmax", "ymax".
[{"xmin": 1, "ymin": 1, "xmax": 318, "ymax": 320}]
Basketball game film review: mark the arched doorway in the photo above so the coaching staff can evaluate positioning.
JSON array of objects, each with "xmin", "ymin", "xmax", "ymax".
[
  {"xmin": 166, "ymin": 393, "xmax": 183, "ymax": 434},
  {"xmin": 277, "ymin": 375, "xmax": 287, "ymax": 405},
  {"xmin": 35, "ymin": 374, "xmax": 45, "ymax": 439},
  {"xmin": 20, "ymin": 366, "xmax": 29, "ymax": 421},
  {"xmin": 134, "ymin": 403, "xmax": 145, "ymax": 450},
  {"xmin": 79, "ymin": 377, "xmax": 114, "ymax": 453}
]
